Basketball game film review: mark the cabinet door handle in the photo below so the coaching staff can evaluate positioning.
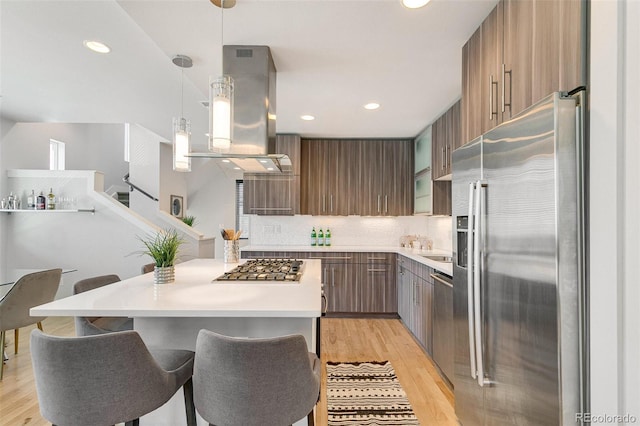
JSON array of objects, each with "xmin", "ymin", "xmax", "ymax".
[
  {"xmin": 367, "ymin": 268, "xmax": 387, "ymax": 272},
  {"xmin": 384, "ymin": 195, "xmax": 388, "ymax": 213},
  {"xmin": 501, "ymin": 63, "xmax": 512, "ymax": 113},
  {"xmin": 330, "ymin": 194, "xmax": 333, "ymax": 212},
  {"xmin": 331, "ymin": 268, "xmax": 335, "ymax": 287},
  {"xmin": 489, "ymin": 74, "xmax": 498, "ymax": 121},
  {"xmin": 322, "ymin": 195, "xmax": 326, "ymax": 213},
  {"xmin": 377, "ymin": 195, "xmax": 381, "ymax": 213}
]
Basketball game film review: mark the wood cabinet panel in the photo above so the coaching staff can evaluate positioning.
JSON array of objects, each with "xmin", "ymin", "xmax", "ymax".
[
  {"xmin": 480, "ymin": 3, "xmax": 503, "ymax": 133},
  {"xmin": 531, "ymin": 0, "xmax": 560, "ymax": 105},
  {"xmin": 360, "ymin": 253, "xmax": 397, "ymax": 313},
  {"xmin": 243, "ymin": 134, "xmax": 300, "ymax": 215},
  {"xmin": 432, "ymin": 181, "xmax": 451, "ymax": 216},
  {"xmin": 503, "ymin": 0, "xmax": 534, "ymax": 120},
  {"xmin": 462, "ymin": 0, "xmax": 586, "ymax": 142},
  {"xmin": 464, "ymin": 27, "xmax": 484, "ymax": 144},
  {"xmin": 558, "ymin": 0, "xmax": 587, "ymax": 92}
]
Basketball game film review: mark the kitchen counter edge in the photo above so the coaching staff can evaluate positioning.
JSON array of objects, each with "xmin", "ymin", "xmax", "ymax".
[{"xmin": 241, "ymin": 245, "xmax": 452, "ymax": 276}]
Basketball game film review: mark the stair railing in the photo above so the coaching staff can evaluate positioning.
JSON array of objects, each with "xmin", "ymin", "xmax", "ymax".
[{"xmin": 122, "ymin": 173, "xmax": 159, "ymax": 202}]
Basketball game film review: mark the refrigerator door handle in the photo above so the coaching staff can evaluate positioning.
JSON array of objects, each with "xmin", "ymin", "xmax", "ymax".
[
  {"xmin": 467, "ymin": 182, "xmax": 477, "ymax": 379},
  {"xmin": 474, "ymin": 180, "xmax": 489, "ymax": 387}
]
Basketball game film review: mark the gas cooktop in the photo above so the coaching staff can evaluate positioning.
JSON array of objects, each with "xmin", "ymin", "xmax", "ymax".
[{"xmin": 214, "ymin": 259, "xmax": 303, "ymax": 282}]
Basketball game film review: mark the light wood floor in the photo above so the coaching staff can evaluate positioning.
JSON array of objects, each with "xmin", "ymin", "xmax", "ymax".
[{"xmin": 0, "ymin": 317, "xmax": 457, "ymax": 426}]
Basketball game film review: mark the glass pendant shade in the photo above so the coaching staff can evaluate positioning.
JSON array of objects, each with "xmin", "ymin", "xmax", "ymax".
[
  {"xmin": 209, "ymin": 75, "xmax": 234, "ymax": 152},
  {"xmin": 173, "ymin": 117, "xmax": 191, "ymax": 172}
]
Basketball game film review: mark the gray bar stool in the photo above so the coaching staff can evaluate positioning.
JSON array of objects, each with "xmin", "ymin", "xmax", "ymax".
[
  {"xmin": 194, "ymin": 329, "xmax": 320, "ymax": 426},
  {"xmin": 30, "ymin": 329, "xmax": 196, "ymax": 426}
]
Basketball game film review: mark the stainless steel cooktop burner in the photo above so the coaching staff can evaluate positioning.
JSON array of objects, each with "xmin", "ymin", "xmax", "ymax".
[{"xmin": 214, "ymin": 259, "xmax": 303, "ymax": 282}]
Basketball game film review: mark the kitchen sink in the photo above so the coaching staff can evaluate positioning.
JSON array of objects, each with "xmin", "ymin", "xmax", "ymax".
[{"xmin": 420, "ymin": 255, "xmax": 453, "ymax": 263}]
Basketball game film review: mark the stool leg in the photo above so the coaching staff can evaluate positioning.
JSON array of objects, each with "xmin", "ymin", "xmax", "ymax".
[
  {"xmin": 1, "ymin": 331, "xmax": 5, "ymax": 380},
  {"xmin": 14, "ymin": 329, "xmax": 19, "ymax": 354},
  {"xmin": 183, "ymin": 378, "xmax": 197, "ymax": 426},
  {"xmin": 307, "ymin": 410, "xmax": 315, "ymax": 426},
  {"xmin": 37, "ymin": 322, "xmax": 43, "ymax": 331}
]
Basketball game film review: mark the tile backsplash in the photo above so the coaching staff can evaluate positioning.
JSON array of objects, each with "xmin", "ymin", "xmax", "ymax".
[{"xmin": 248, "ymin": 215, "xmax": 453, "ymax": 251}]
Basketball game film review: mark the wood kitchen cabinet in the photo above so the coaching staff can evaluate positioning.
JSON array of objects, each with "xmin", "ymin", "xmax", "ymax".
[
  {"xmin": 432, "ymin": 100, "xmax": 460, "ymax": 182},
  {"xmin": 302, "ymin": 139, "xmax": 412, "ymax": 216},
  {"xmin": 243, "ymin": 134, "xmax": 301, "ymax": 215},
  {"xmin": 397, "ymin": 256, "xmax": 433, "ymax": 355},
  {"xmin": 359, "ymin": 140, "xmax": 413, "ymax": 216},
  {"xmin": 461, "ymin": 0, "xmax": 586, "ymax": 144},
  {"xmin": 301, "ymin": 139, "xmax": 359, "ymax": 216},
  {"xmin": 360, "ymin": 253, "xmax": 397, "ymax": 313}
]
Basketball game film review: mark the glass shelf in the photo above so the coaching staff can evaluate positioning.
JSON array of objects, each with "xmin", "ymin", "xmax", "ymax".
[{"xmin": 0, "ymin": 208, "xmax": 95, "ymax": 214}]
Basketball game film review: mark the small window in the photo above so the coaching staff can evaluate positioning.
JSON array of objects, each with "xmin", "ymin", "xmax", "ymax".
[
  {"xmin": 49, "ymin": 139, "xmax": 65, "ymax": 170},
  {"xmin": 235, "ymin": 180, "xmax": 250, "ymax": 239}
]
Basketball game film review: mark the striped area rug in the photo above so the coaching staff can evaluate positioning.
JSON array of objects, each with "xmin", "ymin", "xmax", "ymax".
[{"xmin": 326, "ymin": 360, "xmax": 420, "ymax": 425}]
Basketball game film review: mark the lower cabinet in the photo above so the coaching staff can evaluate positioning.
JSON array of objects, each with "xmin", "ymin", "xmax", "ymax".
[
  {"xmin": 397, "ymin": 256, "xmax": 434, "ymax": 355},
  {"xmin": 432, "ymin": 273, "xmax": 454, "ymax": 383},
  {"xmin": 242, "ymin": 250, "xmax": 396, "ymax": 314}
]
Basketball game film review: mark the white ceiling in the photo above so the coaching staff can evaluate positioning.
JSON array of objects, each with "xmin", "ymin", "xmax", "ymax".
[{"xmin": 0, "ymin": 0, "xmax": 496, "ymax": 148}]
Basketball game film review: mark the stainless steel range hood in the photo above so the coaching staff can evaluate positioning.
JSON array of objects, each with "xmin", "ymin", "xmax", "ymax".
[{"xmin": 188, "ymin": 45, "xmax": 291, "ymax": 173}]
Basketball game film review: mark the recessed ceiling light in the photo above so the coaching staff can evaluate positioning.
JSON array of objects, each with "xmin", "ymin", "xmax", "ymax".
[
  {"xmin": 267, "ymin": 167, "xmax": 274, "ymax": 171},
  {"xmin": 300, "ymin": 115, "xmax": 315, "ymax": 121},
  {"xmin": 83, "ymin": 40, "xmax": 111, "ymax": 54},
  {"xmin": 222, "ymin": 159, "xmax": 230, "ymax": 163},
  {"xmin": 233, "ymin": 167, "xmax": 241, "ymax": 170},
  {"xmin": 259, "ymin": 160, "xmax": 268, "ymax": 163},
  {"xmin": 364, "ymin": 102, "xmax": 380, "ymax": 110},
  {"xmin": 402, "ymin": 0, "xmax": 431, "ymax": 9}
]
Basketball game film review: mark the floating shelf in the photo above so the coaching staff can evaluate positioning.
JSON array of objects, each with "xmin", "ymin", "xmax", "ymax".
[{"xmin": 0, "ymin": 208, "xmax": 95, "ymax": 214}]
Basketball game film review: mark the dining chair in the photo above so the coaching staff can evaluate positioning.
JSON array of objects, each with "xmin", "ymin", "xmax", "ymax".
[
  {"xmin": 0, "ymin": 268, "xmax": 61, "ymax": 380},
  {"xmin": 30, "ymin": 329, "xmax": 197, "ymax": 426},
  {"xmin": 72, "ymin": 274, "xmax": 133, "ymax": 336},
  {"xmin": 194, "ymin": 330, "xmax": 321, "ymax": 426}
]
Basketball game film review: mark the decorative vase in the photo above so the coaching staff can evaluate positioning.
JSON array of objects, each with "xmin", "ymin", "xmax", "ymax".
[
  {"xmin": 223, "ymin": 240, "xmax": 240, "ymax": 263},
  {"xmin": 154, "ymin": 265, "xmax": 175, "ymax": 284}
]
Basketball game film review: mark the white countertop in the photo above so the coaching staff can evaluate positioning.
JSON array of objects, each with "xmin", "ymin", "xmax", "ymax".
[
  {"xmin": 242, "ymin": 245, "xmax": 453, "ymax": 276},
  {"xmin": 30, "ymin": 258, "xmax": 322, "ymax": 318}
]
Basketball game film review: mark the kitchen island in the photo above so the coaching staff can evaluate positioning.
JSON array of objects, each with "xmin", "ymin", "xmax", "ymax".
[{"xmin": 31, "ymin": 258, "xmax": 322, "ymax": 426}]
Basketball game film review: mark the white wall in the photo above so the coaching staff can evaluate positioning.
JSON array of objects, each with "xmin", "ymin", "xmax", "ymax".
[
  {"xmin": 590, "ymin": 0, "xmax": 640, "ymax": 420},
  {"xmin": 185, "ymin": 160, "xmax": 239, "ymax": 259},
  {"xmin": 128, "ymin": 123, "xmax": 161, "ymax": 221},
  {"xmin": 0, "ymin": 122, "xmax": 128, "ymax": 191},
  {"xmin": 0, "ymin": 116, "xmax": 16, "ymax": 275}
]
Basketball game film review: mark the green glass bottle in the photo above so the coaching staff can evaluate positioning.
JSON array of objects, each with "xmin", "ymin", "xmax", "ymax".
[
  {"xmin": 311, "ymin": 227, "xmax": 317, "ymax": 246},
  {"xmin": 318, "ymin": 228, "xmax": 324, "ymax": 246},
  {"xmin": 325, "ymin": 228, "xmax": 331, "ymax": 246}
]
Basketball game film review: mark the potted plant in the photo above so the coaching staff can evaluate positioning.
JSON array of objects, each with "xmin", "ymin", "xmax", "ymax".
[
  {"xmin": 182, "ymin": 215, "xmax": 196, "ymax": 227},
  {"xmin": 139, "ymin": 228, "xmax": 184, "ymax": 284}
]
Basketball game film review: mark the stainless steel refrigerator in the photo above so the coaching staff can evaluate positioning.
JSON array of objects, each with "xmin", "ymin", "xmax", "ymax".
[{"xmin": 452, "ymin": 91, "xmax": 588, "ymax": 425}]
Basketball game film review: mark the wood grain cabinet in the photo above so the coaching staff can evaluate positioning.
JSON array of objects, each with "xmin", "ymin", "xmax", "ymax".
[
  {"xmin": 461, "ymin": 0, "xmax": 587, "ymax": 145},
  {"xmin": 301, "ymin": 139, "xmax": 359, "ymax": 216},
  {"xmin": 359, "ymin": 253, "xmax": 397, "ymax": 313},
  {"xmin": 302, "ymin": 139, "xmax": 412, "ymax": 216},
  {"xmin": 432, "ymin": 100, "xmax": 461, "ymax": 181},
  {"xmin": 243, "ymin": 134, "xmax": 301, "ymax": 215},
  {"xmin": 396, "ymin": 256, "xmax": 433, "ymax": 355}
]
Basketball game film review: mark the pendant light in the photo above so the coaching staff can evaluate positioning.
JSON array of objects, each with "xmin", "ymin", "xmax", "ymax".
[
  {"xmin": 172, "ymin": 54, "xmax": 193, "ymax": 172},
  {"xmin": 209, "ymin": 0, "xmax": 235, "ymax": 152}
]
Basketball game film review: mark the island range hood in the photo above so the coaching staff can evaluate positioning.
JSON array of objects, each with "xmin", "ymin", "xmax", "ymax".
[{"xmin": 188, "ymin": 45, "xmax": 291, "ymax": 173}]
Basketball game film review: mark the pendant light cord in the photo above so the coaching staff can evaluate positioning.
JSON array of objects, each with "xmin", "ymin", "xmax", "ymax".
[
  {"xmin": 221, "ymin": 0, "xmax": 224, "ymax": 76},
  {"xmin": 180, "ymin": 66, "xmax": 184, "ymax": 118}
]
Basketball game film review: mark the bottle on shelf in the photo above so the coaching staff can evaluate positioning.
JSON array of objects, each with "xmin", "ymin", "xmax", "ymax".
[
  {"xmin": 325, "ymin": 228, "xmax": 331, "ymax": 246},
  {"xmin": 318, "ymin": 228, "xmax": 324, "ymax": 247},
  {"xmin": 37, "ymin": 191, "xmax": 46, "ymax": 210},
  {"xmin": 311, "ymin": 227, "xmax": 317, "ymax": 246},
  {"xmin": 47, "ymin": 188, "xmax": 55, "ymax": 210},
  {"xmin": 27, "ymin": 190, "xmax": 36, "ymax": 209}
]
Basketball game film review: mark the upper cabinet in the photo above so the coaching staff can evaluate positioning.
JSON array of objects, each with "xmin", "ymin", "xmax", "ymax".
[
  {"xmin": 301, "ymin": 139, "xmax": 413, "ymax": 216},
  {"xmin": 461, "ymin": 0, "xmax": 587, "ymax": 145},
  {"xmin": 243, "ymin": 134, "xmax": 301, "ymax": 215},
  {"xmin": 431, "ymin": 100, "xmax": 460, "ymax": 181}
]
